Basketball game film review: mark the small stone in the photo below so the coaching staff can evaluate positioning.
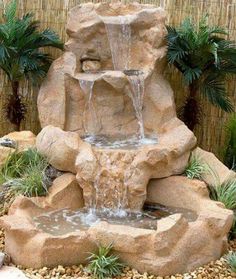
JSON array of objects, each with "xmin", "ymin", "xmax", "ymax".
[
  {"xmin": 0, "ymin": 252, "xmax": 5, "ymax": 268},
  {"xmin": 0, "ymin": 138, "xmax": 17, "ymax": 149},
  {"xmin": 82, "ymin": 60, "xmax": 101, "ymax": 72}
]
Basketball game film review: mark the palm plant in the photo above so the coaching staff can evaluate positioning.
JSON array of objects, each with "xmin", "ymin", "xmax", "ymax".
[
  {"xmin": 167, "ymin": 16, "xmax": 236, "ymax": 131},
  {"xmin": 0, "ymin": 0, "xmax": 63, "ymax": 130},
  {"xmin": 224, "ymin": 115, "xmax": 236, "ymax": 169}
]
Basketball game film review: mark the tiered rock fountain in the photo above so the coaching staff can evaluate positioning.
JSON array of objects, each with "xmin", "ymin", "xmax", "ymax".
[{"xmin": 0, "ymin": 2, "xmax": 233, "ymax": 276}]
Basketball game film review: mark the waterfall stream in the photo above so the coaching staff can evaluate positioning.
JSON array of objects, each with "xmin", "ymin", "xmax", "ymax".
[
  {"xmin": 79, "ymin": 78, "xmax": 100, "ymax": 135},
  {"xmin": 126, "ymin": 71, "xmax": 145, "ymax": 140},
  {"xmin": 101, "ymin": 15, "xmax": 132, "ymax": 71}
]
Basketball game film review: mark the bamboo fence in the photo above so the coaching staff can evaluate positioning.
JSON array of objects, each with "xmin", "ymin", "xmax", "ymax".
[{"xmin": 1, "ymin": 0, "xmax": 236, "ymax": 156}]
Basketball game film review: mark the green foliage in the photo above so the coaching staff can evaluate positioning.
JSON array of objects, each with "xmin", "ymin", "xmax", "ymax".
[
  {"xmin": 87, "ymin": 244, "xmax": 124, "ymax": 279},
  {"xmin": 184, "ymin": 155, "xmax": 207, "ymax": 179},
  {"xmin": 209, "ymin": 179, "xmax": 236, "ymax": 210},
  {"xmin": 0, "ymin": 148, "xmax": 49, "ymax": 197},
  {"xmin": 167, "ymin": 16, "xmax": 236, "ymax": 130},
  {"xmin": 224, "ymin": 115, "xmax": 236, "ymax": 170},
  {"xmin": 229, "ymin": 215, "xmax": 236, "ymax": 240},
  {"xmin": 226, "ymin": 252, "xmax": 236, "ymax": 272},
  {"xmin": 0, "ymin": 0, "xmax": 63, "ymax": 129}
]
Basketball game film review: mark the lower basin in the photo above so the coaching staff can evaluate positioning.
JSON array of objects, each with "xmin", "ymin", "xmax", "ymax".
[
  {"xmin": 33, "ymin": 204, "xmax": 198, "ymax": 236},
  {"xmin": 0, "ymin": 175, "xmax": 233, "ymax": 276}
]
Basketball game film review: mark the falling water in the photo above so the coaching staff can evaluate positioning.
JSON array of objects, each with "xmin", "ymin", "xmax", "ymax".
[
  {"xmin": 92, "ymin": 152, "xmax": 129, "ymax": 217},
  {"xmin": 101, "ymin": 15, "xmax": 132, "ymax": 70},
  {"xmin": 79, "ymin": 78, "xmax": 99, "ymax": 135},
  {"xmin": 125, "ymin": 70, "xmax": 145, "ymax": 140}
]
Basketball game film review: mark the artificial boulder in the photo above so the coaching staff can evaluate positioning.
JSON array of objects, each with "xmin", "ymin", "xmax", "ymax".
[{"xmin": 36, "ymin": 2, "xmax": 197, "ymax": 210}]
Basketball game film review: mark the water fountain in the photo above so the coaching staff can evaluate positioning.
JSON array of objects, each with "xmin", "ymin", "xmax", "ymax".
[{"xmin": 0, "ymin": 2, "xmax": 233, "ymax": 276}]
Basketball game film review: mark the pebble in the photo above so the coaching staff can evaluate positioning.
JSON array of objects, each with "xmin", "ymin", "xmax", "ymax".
[{"xmin": 0, "ymin": 252, "xmax": 5, "ymax": 268}]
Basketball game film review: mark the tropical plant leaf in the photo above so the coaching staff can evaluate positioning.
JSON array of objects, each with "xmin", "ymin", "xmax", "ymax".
[{"xmin": 200, "ymin": 74, "xmax": 234, "ymax": 112}]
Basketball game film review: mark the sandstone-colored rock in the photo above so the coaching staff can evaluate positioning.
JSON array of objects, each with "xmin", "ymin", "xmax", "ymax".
[
  {"xmin": 36, "ymin": 126, "xmax": 82, "ymax": 173},
  {"xmin": 37, "ymin": 123, "xmax": 195, "ymax": 210},
  {"xmin": 146, "ymin": 176, "xmax": 209, "ymax": 211},
  {"xmin": 32, "ymin": 173, "xmax": 84, "ymax": 210},
  {"xmin": 1, "ymin": 175, "xmax": 233, "ymax": 275},
  {"xmin": 82, "ymin": 60, "xmax": 101, "ymax": 72},
  {"xmin": 3, "ymin": 2, "xmax": 232, "ymax": 277},
  {"xmin": 3, "ymin": 131, "xmax": 36, "ymax": 152},
  {"xmin": 0, "ymin": 146, "xmax": 14, "ymax": 169},
  {"xmin": 37, "ymin": 3, "xmax": 176, "ymax": 137},
  {"xmin": 192, "ymin": 147, "xmax": 236, "ymax": 186},
  {"xmin": 44, "ymin": 173, "xmax": 84, "ymax": 210}
]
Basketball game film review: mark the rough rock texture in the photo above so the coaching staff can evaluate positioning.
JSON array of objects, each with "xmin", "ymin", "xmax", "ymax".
[
  {"xmin": 2, "ymin": 131, "xmax": 36, "ymax": 152},
  {"xmin": 36, "ymin": 2, "xmax": 197, "ymax": 210},
  {"xmin": 192, "ymin": 147, "xmax": 236, "ymax": 186},
  {"xmin": 0, "ymin": 176, "xmax": 233, "ymax": 276},
  {"xmin": 37, "ymin": 2, "xmax": 187, "ymax": 138},
  {"xmin": 0, "ymin": 131, "xmax": 36, "ymax": 168},
  {"xmin": 36, "ymin": 126, "xmax": 82, "ymax": 173},
  {"xmin": 37, "ymin": 125, "xmax": 196, "ymax": 210},
  {"xmin": 0, "ymin": 146, "xmax": 14, "ymax": 169}
]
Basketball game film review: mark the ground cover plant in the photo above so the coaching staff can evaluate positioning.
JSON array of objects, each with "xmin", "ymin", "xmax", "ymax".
[
  {"xmin": 184, "ymin": 155, "xmax": 207, "ymax": 179},
  {"xmin": 226, "ymin": 252, "xmax": 236, "ymax": 272},
  {"xmin": 167, "ymin": 16, "xmax": 236, "ymax": 131},
  {"xmin": 87, "ymin": 244, "xmax": 124, "ymax": 279},
  {"xmin": 0, "ymin": 148, "xmax": 49, "ymax": 214}
]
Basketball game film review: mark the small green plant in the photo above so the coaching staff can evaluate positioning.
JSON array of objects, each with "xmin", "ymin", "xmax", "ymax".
[
  {"xmin": 224, "ymin": 115, "xmax": 236, "ymax": 170},
  {"xmin": 0, "ymin": 148, "xmax": 49, "ymax": 197},
  {"xmin": 226, "ymin": 252, "xmax": 236, "ymax": 272},
  {"xmin": 209, "ymin": 179, "xmax": 236, "ymax": 210},
  {"xmin": 0, "ymin": 148, "xmax": 47, "ymax": 182},
  {"xmin": 87, "ymin": 244, "xmax": 124, "ymax": 279},
  {"xmin": 184, "ymin": 155, "xmax": 207, "ymax": 179}
]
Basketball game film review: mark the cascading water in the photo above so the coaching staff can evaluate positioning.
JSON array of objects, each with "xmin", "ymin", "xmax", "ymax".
[
  {"xmin": 101, "ymin": 15, "xmax": 147, "ymax": 140},
  {"xmin": 79, "ymin": 77, "xmax": 100, "ymax": 135},
  {"xmin": 78, "ymin": 14, "xmax": 157, "ymax": 220},
  {"xmin": 101, "ymin": 15, "xmax": 132, "ymax": 70},
  {"xmin": 125, "ymin": 70, "xmax": 145, "ymax": 140}
]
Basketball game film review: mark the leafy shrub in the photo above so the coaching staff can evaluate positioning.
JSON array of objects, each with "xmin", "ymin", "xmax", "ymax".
[
  {"xmin": 0, "ymin": 148, "xmax": 49, "ymax": 197},
  {"xmin": 184, "ymin": 155, "xmax": 207, "ymax": 179},
  {"xmin": 226, "ymin": 252, "xmax": 236, "ymax": 272},
  {"xmin": 87, "ymin": 244, "xmax": 124, "ymax": 279},
  {"xmin": 209, "ymin": 179, "xmax": 236, "ymax": 210}
]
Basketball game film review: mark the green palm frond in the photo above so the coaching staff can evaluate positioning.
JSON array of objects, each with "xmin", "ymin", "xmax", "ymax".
[
  {"xmin": 0, "ymin": 0, "xmax": 63, "ymax": 83},
  {"xmin": 167, "ymin": 16, "xmax": 236, "ymax": 130},
  {"xmin": 4, "ymin": 0, "xmax": 17, "ymax": 23},
  {"xmin": 200, "ymin": 74, "xmax": 234, "ymax": 112}
]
